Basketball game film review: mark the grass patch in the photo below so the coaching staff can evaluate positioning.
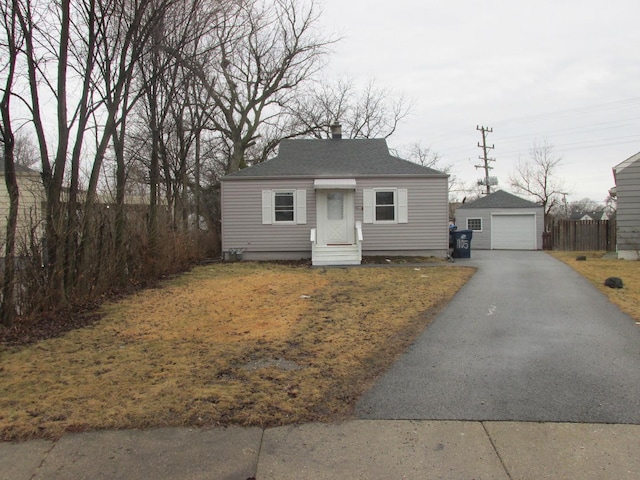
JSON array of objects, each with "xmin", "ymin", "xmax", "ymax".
[
  {"xmin": 548, "ymin": 251, "xmax": 640, "ymax": 321},
  {"xmin": 0, "ymin": 262, "xmax": 474, "ymax": 440}
]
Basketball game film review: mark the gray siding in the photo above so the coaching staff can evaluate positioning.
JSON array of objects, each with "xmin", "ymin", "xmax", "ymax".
[
  {"xmin": 221, "ymin": 176, "xmax": 449, "ymax": 260},
  {"xmin": 222, "ymin": 179, "xmax": 315, "ymax": 259},
  {"xmin": 616, "ymin": 159, "xmax": 640, "ymax": 254},
  {"xmin": 456, "ymin": 208, "xmax": 493, "ymax": 250},
  {"xmin": 456, "ymin": 207, "xmax": 544, "ymax": 250},
  {"xmin": 357, "ymin": 178, "xmax": 448, "ymax": 255}
]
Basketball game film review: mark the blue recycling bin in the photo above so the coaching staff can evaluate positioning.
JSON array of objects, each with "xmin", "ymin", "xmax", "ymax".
[{"xmin": 451, "ymin": 229, "xmax": 473, "ymax": 258}]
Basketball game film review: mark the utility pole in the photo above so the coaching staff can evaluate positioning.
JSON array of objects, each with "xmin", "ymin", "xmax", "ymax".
[{"xmin": 475, "ymin": 125, "xmax": 495, "ymax": 195}]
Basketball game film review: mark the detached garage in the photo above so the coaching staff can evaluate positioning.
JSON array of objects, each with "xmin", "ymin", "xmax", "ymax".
[{"xmin": 455, "ymin": 190, "xmax": 543, "ymax": 250}]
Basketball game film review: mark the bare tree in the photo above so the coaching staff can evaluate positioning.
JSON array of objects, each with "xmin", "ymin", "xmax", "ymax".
[
  {"xmin": 604, "ymin": 194, "xmax": 617, "ymax": 217},
  {"xmin": 83, "ymin": 0, "xmax": 179, "ymax": 286},
  {"xmin": 292, "ymin": 77, "xmax": 412, "ymax": 140},
  {"xmin": 350, "ymin": 80, "xmax": 411, "ymax": 139},
  {"xmin": 509, "ymin": 140, "xmax": 567, "ymax": 216},
  {"xmin": 567, "ymin": 198, "xmax": 604, "ymax": 218},
  {"xmin": 402, "ymin": 142, "xmax": 441, "ymax": 168},
  {"xmin": 11, "ymin": 0, "xmax": 185, "ymax": 305},
  {"xmin": 13, "ymin": 0, "xmax": 71, "ymax": 306},
  {"xmin": 0, "ymin": 0, "xmax": 22, "ymax": 325},
  {"xmin": 132, "ymin": 0, "xmax": 219, "ymax": 257},
  {"xmin": 399, "ymin": 142, "xmax": 464, "ymax": 200},
  {"xmin": 165, "ymin": 0, "xmax": 333, "ymax": 174},
  {"xmin": 12, "ymin": 131, "xmax": 38, "ymax": 168}
]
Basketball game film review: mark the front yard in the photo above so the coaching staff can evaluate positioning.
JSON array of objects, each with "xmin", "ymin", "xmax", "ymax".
[
  {"xmin": 2, "ymin": 252, "xmax": 637, "ymax": 442},
  {"xmin": 548, "ymin": 251, "xmax": 640, "ymax": 321},
  {"xmin": 0, "ymin": 261, "xmax": 475, "ymax": 441}
]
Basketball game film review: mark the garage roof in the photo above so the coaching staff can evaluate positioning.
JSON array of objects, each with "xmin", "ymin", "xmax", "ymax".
[{"xmin": 458, "ymin": 190, "xmax": 541, "ymax": 209}]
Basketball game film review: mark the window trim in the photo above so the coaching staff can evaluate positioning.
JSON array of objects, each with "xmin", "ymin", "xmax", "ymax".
[
  {"xmin": 363, "ymin": 188, "xmax": 408, "ymax": 224},
  {"xmin": 262, "ymin": 189, "xmax": 307, "ymax": 225},
  {"xmin": 273, "ymin": 190, "xmax": 296, "ymax": 224},
  {"xmin": 467, "ymin": 217, "xmax": 483, "ymax": 231},
  {"xmin": 373, "ymin": 188, "xmax": 398, "ymax": 224}
]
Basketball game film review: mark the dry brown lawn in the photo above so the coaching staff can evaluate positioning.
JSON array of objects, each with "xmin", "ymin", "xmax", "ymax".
[
  {"xmin": 0, "ymin": 261, "xmax": 474, "ymax": 441},
  {"xmin": 548, "ymin": 251, "xmax": 640, "ymax": 321}
]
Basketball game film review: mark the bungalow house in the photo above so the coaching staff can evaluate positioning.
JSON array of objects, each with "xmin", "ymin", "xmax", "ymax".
[
  {"xmin": 455, "ymin": 190, "xmax": 544, "ymax": 250},
  {"xmin": 220, "ymin": 127, "xmax": 449, "ymax": 265},
  {"xmin": 611, "ymin": 152, "xmax": 640, "ymax": 259}
]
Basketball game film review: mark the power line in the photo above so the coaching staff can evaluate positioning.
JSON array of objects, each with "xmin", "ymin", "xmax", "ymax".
[
  {"xmin": 429, "ymin": 97, "xmax": 640, "ymax": 153},
  {"xmin": 497, "ymin": 134, "xmax": 640, "ymax": 158},
  {"xmin": 493, "ymin": 97, "xmax": 640, "ymax": 126}
]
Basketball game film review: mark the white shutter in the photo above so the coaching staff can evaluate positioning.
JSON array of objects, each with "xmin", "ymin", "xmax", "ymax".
[
  {"xmin": 262, "ymin": 190, "xmax": 272, "ymax": 224},
  {"xmin": 363, "ymin": 189, "xmax": 373, "ymax": 223},
  {"xmin": 398, "ymin": 188, "xmax": 408, "ymax": 223},
  {"xmin": 296, "ymin": 189, "xmax": 307, "ymax": 224}
]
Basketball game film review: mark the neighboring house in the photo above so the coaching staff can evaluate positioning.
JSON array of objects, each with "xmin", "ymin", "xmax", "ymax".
[
  {"xmin": 220, "ymin": 128, "xmax": 449, "ymax": 265},
  {"xmin": 569, "ymin": 211, "xmax": 610, "ymax": 221},
  {"xmin": 0, "ymin": 164, "xmax": 45, "ymax": 243},
  {"xmin": 611, "ymin": 152, "xmax": 640, "ymax": 260},
  {"xmin": 455, "ymin": 190, "xmax": 544, "ymax": 250}
]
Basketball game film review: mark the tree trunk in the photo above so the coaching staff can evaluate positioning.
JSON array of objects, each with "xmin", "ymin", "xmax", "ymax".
[
  {"xmin": 46, "ymin": 0, "xmax": 72, "ymax": 307},
  {"xmin": 0, "ymin": 13, "xmax": 19, "ymax": 324},
  {"xmin": 1, "ymin": 154, "xmax": 19, "ymax": 326},
  {"xmin": 194, "ymin": 128, "xmax": 201, "ymax": 229},
  {"xmin": 113, "ymin": 125, "xmax": 128, "ymax": 286},
  {"xmin": 228, "ymin": 140, "xmax": 246, "ymax": 174}
]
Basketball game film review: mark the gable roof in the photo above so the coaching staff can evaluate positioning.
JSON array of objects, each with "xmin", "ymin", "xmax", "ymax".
[
  {"xmin": 222, "ymin": 138, "xmax": 446, "ymax": 180},
  {"xmin": 457, "ymin": 190, "xmax": 541, "ymax": 209},
  {"xmin": 613, "ymin": 151, "xmax": 640, "ymax": 183}
]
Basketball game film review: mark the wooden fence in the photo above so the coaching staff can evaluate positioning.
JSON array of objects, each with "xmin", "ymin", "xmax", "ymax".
[{"xmin": 543, "ymin": 219, "xmax": 616, "ymax": 251}]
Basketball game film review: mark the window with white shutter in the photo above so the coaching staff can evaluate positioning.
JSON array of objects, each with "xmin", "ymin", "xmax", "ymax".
[
  {"xmin": 363, "ymin": 188, "xmax": 408, "ymax": 224},
  {"xmin": 261, "ymin": 189, "xmax": 306, "ymax": 225}
]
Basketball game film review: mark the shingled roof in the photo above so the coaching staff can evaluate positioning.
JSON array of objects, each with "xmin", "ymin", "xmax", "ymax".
[
  {"xmin": 222, "ymin": 138, "xmax": 446, "ymax": 179},
  {"xmin": 457, "ymin": 190, "xmax": 540, "ymax": 209}
]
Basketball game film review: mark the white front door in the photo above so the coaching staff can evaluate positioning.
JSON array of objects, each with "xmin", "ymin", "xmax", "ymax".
[{"xmin": 317, "ymin": 190, "xmax": 355, "ymax": 245}]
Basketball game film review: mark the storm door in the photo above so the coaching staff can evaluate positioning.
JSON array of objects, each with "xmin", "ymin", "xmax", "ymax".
[{"xmin": 317, "ymin": 190, "xmax": 355, "ymax": 245}]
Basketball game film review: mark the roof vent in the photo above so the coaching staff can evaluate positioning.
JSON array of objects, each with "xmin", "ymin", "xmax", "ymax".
[{"xmin": 330, "ymin": 122, "xmax": 342, "ymax": 140}]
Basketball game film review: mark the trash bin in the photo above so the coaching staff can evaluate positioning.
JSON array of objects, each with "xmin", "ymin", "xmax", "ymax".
[{"xmin": 451, "ymin": 229, "xmax": 473, "ymax": 258}]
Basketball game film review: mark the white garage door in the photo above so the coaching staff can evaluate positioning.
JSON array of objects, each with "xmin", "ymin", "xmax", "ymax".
[{"xmin": 492, "ymin": 214, "xmax": 536, "ymax": 250}]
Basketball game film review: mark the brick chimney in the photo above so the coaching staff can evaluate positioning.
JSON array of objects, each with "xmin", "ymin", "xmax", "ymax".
[{"xmin": 330, "ymin": 122, "xmax": 342, "ymax": 139}]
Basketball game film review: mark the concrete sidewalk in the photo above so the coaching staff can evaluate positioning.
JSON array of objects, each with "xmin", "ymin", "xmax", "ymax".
[{"xmin": 2, "ymin": 421, "xmax": 639, "ymax": 479}]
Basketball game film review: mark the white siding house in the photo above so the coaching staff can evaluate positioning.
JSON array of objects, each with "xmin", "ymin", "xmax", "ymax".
[
  {"xmin": 455, "ymin": 190, "xmax": 544, "ymax": 250},
  {"xmin": 221, "ymin": 135, "xmax": 449, "ymax": 265},
  {"xmin": 0, "ymin": 165, "xmax": 45, "ymax": 243},
  {"xmin": 612, "ymin": 152, "xmax": 640, "ymax": 259}
]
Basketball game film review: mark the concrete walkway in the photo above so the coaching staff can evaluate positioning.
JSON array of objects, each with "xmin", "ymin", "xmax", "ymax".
[{"xmin": 2, "ymin": 420, "xmax": 640, "ymax": 479}]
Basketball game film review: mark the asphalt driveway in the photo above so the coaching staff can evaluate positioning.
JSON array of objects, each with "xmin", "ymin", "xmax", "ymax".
[{"xmin": 356, "ymin": 250, "xmax": 640, "ymax": 424}]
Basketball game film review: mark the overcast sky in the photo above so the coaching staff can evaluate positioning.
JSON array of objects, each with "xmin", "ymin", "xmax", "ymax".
[{"xmin": 317, "ymin": 0, "xmax": 640, "ymax": 204}]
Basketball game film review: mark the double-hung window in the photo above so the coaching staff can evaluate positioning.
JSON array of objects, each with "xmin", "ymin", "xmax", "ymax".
[
  {"xmin": 274, "ymin": 191, "xmax": 295, "ymax": 223},
  {"xmin": 375, "ymin": 190, "xmax": 396, "ymax": 222},
  {"xmin": 262, "ymin": 189, "xmax": 307, "ymax": 225},
  {"xmin": 363, "ymin": 188, "xmax": 408, "ymax": 224}
]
